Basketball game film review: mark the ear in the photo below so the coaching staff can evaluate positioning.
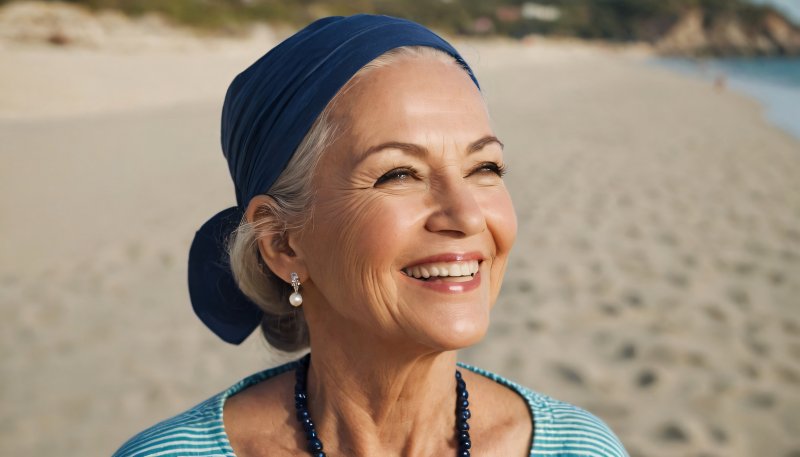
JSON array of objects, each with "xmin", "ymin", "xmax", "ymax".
[{"xmin": 244, "ymin": 195, "xmax": 308, "ymax": 285}]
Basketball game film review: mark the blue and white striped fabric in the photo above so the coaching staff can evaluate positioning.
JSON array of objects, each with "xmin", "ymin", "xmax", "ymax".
[{"xmin": 113, "ymin": 358, "xmax": 628, "ymax": 457}]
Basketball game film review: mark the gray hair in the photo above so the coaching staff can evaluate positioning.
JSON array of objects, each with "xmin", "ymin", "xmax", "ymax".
[{"xmin": 228, "ymin": 45, "xmax": 472, "ymax": 352}]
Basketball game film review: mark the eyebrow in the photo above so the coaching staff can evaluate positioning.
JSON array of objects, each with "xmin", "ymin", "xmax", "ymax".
[{"xmin": 356, "ymin": 135, "xmax": 504, "ymax": 163}]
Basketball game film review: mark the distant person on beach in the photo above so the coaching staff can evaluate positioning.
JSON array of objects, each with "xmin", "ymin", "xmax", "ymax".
[
  {"xmin": 113, "ymin": 15, "xmax": 628, "ymax": 457},
  {"xmin": 714, "ymin": 73, "xmax": 727, "ymax": 92}
]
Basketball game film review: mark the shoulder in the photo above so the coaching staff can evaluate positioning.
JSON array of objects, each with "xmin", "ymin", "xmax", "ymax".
[
  {"xmin": 527, "ymin": 391, "xmax": 628, "ymax": 457},
  {"xmin": 460, "ymin": 363, "xmax": 629, "ymax": 457},
  {"xmin": 111, "ymin": 395, "xmax": 233, "ymax": 457},
  {"xmin": 113, "ymin": 359, "xmax": 302, "ymax": 457}
]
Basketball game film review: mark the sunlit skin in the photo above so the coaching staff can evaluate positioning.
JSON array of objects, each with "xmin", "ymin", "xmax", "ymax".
[{"xmin": 225, "ymin": 55, "xmax": 529, "ymax": 456}]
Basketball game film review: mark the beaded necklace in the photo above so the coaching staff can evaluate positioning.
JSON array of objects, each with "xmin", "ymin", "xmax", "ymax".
[{"xmin": 293, "ymin": 354, "xmax": 473, "ymax": 456}]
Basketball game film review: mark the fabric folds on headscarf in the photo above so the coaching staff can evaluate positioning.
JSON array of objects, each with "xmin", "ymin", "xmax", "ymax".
[{"xmin": 188, "ymin": 14, "xmax": 480, "ymax": 345}]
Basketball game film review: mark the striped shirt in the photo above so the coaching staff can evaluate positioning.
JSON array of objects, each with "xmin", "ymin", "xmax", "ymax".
[{"xmin": 113, "ymin": 358, "xmax": 628, "ymax": 456}]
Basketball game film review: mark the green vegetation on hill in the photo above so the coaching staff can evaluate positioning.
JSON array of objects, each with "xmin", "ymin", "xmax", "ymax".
[{"xmin": 2, "ymin": 0, "xmax": 797, "ymax": 50}]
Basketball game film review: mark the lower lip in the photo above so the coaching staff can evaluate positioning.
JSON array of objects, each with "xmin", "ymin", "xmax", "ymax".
[{"xmin": 402, "ymin": 270, "xmax": 482, "ymax": 293}]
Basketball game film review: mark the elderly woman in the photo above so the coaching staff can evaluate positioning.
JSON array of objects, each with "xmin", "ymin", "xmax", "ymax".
[{"xmin": 114, "ymin": 14, "xmax": 627, "ymax": 457}]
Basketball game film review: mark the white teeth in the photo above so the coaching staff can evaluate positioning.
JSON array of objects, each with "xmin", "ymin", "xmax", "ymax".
[{"xmin": 402, "ymin": 260, "xmax": 480, "ymax": 279}]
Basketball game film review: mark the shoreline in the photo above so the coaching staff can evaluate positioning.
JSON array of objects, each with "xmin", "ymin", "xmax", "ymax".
[{"xmin": 652, "ymin": 56, "xmax": 800, "ymax": 141}]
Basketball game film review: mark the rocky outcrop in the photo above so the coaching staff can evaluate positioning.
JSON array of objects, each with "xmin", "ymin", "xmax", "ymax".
[
  {"xmin": 656, "ymin": 9, "xmax": 708, "ymax": 55},
  {"xmin": 763, "ymin": 11, "xmax": 800, "ymax": 54},
  {"xmin": 657, "ymin": 8, "xmax": 800, "ymax": 56}
]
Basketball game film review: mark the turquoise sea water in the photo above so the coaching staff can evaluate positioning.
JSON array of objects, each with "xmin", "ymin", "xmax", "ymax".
[{"xmin": 657, "ymin": 57, "xmax": 800, "ymax": 141}]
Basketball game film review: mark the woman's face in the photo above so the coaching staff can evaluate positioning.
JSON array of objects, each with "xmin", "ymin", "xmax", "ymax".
[{"xmin": 296, "ymin": 54, "xmax": 517, "ymax": 352}]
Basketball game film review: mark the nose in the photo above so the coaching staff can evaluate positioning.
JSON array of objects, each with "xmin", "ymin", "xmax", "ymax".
[{"xmin": 424, "ymin": 177, "xmax": 487, "ymax": 237}]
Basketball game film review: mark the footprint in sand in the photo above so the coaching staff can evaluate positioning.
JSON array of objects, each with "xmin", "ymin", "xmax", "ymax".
[
  {"xmin": 124, "ymin": 240, "xmax": 144, "ymax": 261},
  {"xmin": 636, "ymin": 368, "xmax": 658, "ymax": 388},
  {"xmin": 768, "ymin": 270, "xmax": 786, "ymax": 285},
  {"xmin": 504, "ymin": 351, "xmax": 523, "ymax": 372},
  {"xmin": 783, "ymin": 227, "xmax": 800, "ymax": 246},
  {"xmin": 158, "ymin": 250, "xmax": 174, "ymax": 268},
  {"xmin": 708, "ymin": 424, "xmax": 728, "ymax": 444},
  {"xmin": 703, "ymin": 303, "xmax": 727, "ymax": 323},
  {"xmin": 551, "ymin": 362, "xmax": 584, "ymax": 386},
  {"xmin": 624, "ymin": 223, "xmax": 642, "ymax": 240},
  {"xmin": 744, "ymin": 238, "xmax": 769, "ymax": 257},
  {"xmin": 665, "ymin": 271, "xmax": 690, "ymax": 288},
  {"xmin": 599, "ymin": 302, "xmax": 621, "ymax": 316},
  {"xmin": 658, "ymin": 231, "xmax": 679, "ymax": 247},
  {"xmin": 569, "ymin": 235, "xmax": 592, "ymax": 252},
  {"xmin": 515, "ymin": 279, "xmax": 534, "ymax": 294},
  {"xmin": 782, "ymin": 319, "xmax": 800, "ymax": 336},
  {"xmin": 623, "ymin": 290, "xmax": 644, "ymax": 308},
  {"xmin": 524, "ymin": 319, "xmax": 545, "ymax": 332},
  {"xmin": 744, "ymin": 390, "xmax": 775, "ymax": 409},
  {"xmin": 726, "ymin": 286, "xmax": 751, "ymax": 310},
  {"xmin": 745, "ymin": 336, "xmax": 769, "ymax": 356},
  {"xmin": 617, "ymin": 341, "xmax": 637, "ymax": 360},
  {"xmin": 780, "ymin": 248, "xmax": 799, "ymax": 263},
  {"xmin": 739, "ymin": 361, "xmax": 760, "ymax": 380},
  {"xmin": 774, "ymin": 365, "xmax": 800, "ymax": 385},
  {"xmin": 733, "ymin": 260, "xmax": 757, "ymax": 276},
  {"xmin": 655, "ymin": 421, "xmax": 690, "ymax": 444}
]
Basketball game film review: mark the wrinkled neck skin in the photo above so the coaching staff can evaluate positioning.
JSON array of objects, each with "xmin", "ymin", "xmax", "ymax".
[{"xmin": 305, "ymin": 324, "xmax": 461, "ymax": 457}]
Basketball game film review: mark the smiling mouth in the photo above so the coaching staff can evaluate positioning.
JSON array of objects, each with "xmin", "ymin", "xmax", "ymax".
[{"xmin": 401, "ymin": 259, "xmax": 480, "ymax": 282}]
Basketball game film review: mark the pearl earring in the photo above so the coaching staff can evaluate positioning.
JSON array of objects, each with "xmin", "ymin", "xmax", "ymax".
[{"xmin": 289, "ymin": 272, "xmax": 303, "ymax": 307}]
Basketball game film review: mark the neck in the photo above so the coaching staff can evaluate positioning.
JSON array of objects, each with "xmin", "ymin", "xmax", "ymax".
[{"xmin": 305, "ymin": 336, "xmax": 460, "ymax": 456}]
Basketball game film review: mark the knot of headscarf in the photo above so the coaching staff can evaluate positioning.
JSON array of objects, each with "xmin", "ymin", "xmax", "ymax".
[{"xmin": 188, "ymin": 14, "xmax": 480, "ymax": 344}]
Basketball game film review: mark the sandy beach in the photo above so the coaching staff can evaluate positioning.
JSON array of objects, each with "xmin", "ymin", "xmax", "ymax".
[{"xmin": 1, "ymin": 5, "xmax": 799, "ymax": 457}]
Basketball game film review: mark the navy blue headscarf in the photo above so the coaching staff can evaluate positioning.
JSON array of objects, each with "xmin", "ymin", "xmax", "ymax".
[{"xmin": 188, "ymin": 14, "xmax": 480, "ymax": 344}]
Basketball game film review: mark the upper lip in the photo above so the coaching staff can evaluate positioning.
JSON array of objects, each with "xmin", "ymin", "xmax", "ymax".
[{"xmin": 402, "ymin": 252, "xmax": 485, "ymax": 269}]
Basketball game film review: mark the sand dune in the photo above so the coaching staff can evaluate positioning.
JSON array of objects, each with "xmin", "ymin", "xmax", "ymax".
[{"xmin": 1, "ymin": 8, "xmax": 799, "ymax": 457}]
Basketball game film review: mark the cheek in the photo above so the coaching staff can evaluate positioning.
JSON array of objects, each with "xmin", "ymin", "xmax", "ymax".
[
  {"xmin": 478, "ymin": 187, "xmax": 517, "ymax": 300},
  {"xmin": 479, "ymin": 186, "xmax": 517, "ymax": 254},
  {"xmin": 305, "ymin": 192, "xmax": 424, "ymax": 321}
]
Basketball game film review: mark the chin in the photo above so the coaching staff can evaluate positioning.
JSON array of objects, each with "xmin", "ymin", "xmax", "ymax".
[{"xmin": 422, "ymin": 312, "xmax": 490, "ymax": 352}]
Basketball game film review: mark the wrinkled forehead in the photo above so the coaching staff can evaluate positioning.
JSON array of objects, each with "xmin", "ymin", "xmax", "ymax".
[{"xmin": 329, "ymin": 56, "xmax": 491, "ymax": 155}]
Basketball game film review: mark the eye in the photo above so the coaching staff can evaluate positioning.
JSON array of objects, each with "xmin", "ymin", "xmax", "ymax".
[
  {"xmin": 469, "ymin": 161, "xmax": 507, "ymax": 178},
  {"xmin": 375, "ymin": 167, "xmax": 420, "ymax": 186}
]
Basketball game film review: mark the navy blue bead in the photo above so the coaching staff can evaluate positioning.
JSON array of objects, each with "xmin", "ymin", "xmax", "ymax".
[
  {"xmin": 308, "ymin": 438, "xmax": 324, "ymax": 452},
  {"xmin": 294, "ymin": 361, "xmax": 474, "ymax": 456}
]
